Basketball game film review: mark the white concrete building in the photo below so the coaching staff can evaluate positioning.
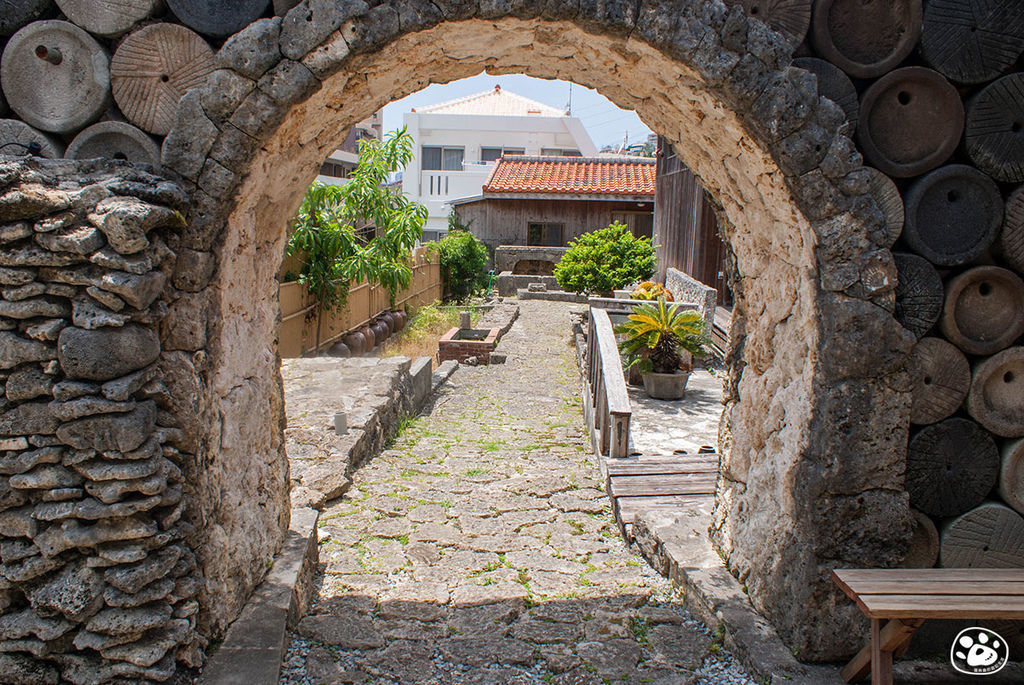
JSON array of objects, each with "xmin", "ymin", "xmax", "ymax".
[
  {"xmin": 401, "ymin": 86, "xmax": 598, "ymax": 241},
  {"xmin": 315, "ymin": 110, "xmax": 383, "ymax": 186}
]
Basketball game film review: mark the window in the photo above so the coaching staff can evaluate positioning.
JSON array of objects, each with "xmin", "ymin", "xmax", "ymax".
[
  {"xmin": 540, "ymin": 148, "xmax": 581, "ymax": 157},
  {"xmin": 481, "ymin": 146, "xmax": 526, "ymax": 162},
  {"xmin": 527, "ymin": 222, "xmax": 564, "ymax": 247},
  {"xmin": 422, "ymin": 146, "xmax": 464, "ymax": 170}
]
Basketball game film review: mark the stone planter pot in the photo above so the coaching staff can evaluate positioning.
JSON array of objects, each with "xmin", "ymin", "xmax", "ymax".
[{"xmin": 642, "ymin": 370, "xmax": 690, "ymax": 400}]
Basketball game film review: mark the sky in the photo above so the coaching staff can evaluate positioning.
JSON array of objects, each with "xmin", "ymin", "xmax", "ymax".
[{"xmin": 381, "ymin": 72, "xmax": 653, "ymax": 151}]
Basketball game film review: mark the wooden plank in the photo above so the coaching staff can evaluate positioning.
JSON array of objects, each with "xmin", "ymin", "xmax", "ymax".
[
  {"xmin": 609, "ymin": 413, "xmax": 630, "ymax": 459},
  {"xmin": 842, "ymin": 580, "xmax": 1024, "ymax": 596},
  {"xmin": 609, "ymin": 473, "xmax": 717, "ymax": 497},
  {"xmin": 606, "ymin": 461, "xmax": 719, "ymax": 476},
  {"xmin": 834, "ymin": 568, "xmax": 1024, "ymax": 583},
  {"xmin": 856, "ymin": 594, "xmax": 1024, "ymax": 620},
  {"xmin": 614, "ymin": 494, "xmax": 713, "ymax": 523},
  {"xmin": 591, "ymin": 308, "xmax": 630, "ymax": 416},
  {"xmin": 612, "ymin": 451, "xmax": 718, "ymax": 462}
]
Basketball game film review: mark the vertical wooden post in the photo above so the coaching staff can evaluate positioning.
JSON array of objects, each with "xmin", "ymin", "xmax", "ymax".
[{"xmin": 871, "ymin": 618, "xmax": 893, "ymax": 685}]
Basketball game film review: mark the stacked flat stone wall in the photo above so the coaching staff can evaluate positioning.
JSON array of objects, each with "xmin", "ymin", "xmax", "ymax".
[{"xmin": 0, "ymin": 158, "xmax": 204, "ymax": 683}]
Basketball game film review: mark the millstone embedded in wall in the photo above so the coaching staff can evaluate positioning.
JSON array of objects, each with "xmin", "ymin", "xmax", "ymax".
[{"xmin": 1, "ymin": 20, "xmax": 111, "ymax": 135}]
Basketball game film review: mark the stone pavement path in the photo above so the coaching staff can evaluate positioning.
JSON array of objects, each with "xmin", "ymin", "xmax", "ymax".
[{"xmin": 281, "ymin": 301, "xmax": 755, "ymax": 684}]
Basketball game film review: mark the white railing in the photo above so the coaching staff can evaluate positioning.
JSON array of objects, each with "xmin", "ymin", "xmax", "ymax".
[{"xmin": 583, "ymin": 308, "xmax": 631, "ymax": 459}]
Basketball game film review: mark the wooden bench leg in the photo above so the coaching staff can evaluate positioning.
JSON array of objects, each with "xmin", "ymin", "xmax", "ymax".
[
  {"xmin": 841, "ymin": 618, "xmax": 924, "ymax": 683},
  {"xmin": 871, "ymin": 619, "xmax": 892, "ymax": 685}
]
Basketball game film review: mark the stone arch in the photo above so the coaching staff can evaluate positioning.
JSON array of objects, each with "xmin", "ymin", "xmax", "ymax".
[{"xmin": 158, "ymin": 0, "xmax": 915, "ymax": 660}]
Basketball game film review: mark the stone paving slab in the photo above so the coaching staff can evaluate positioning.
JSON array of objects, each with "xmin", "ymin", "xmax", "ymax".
[
  {"xmin": 279, "ymin": 301, "xmax": 757, "ymax": 684},
  {"xmin": 627, "ymin": 368, "xmax": 723, "ymax": 456}
]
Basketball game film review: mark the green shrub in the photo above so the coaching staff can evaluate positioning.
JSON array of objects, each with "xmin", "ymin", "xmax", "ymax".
[
  {"xmin": 554, "ymin": 222, "xmax": 655, "ymax": 295},
  {"xmin": 438, "ymin": 227, "xmax": 489, "ymax": 301}
]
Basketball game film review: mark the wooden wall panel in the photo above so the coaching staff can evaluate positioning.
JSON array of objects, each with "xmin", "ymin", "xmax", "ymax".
[
  {"xmin": 653, "ymin": 136, "xmax": 731, "ymax": 305},
  {"xmin": 456, "ymin": 198, "xmax": 654, "ymax": 253}
]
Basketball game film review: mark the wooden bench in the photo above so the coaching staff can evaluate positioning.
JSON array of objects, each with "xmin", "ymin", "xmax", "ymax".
[{"xmin": 832, "ymin": 568, "xmax": 1024, "ymax": 684}]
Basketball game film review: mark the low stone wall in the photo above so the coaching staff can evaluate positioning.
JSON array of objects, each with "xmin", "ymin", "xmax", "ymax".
[
  {"xmin": 495, "ymin": 272, "xmax": 558, "ymax": 297},
  {"xmin": 0, "ymin": 158, "xmax": 204, "ymax": 681},
  {"xmin": 517, "ymin": 289, "xmax": 589, "ymax": 303},
  {"xmin": 493, "ymin": 246, "xmax": 568, "ymax": 274},
  {"xmin": 283, "ymin": 356, "xmax": 433, "ymax": 510},
  {"xmin": 665, "ymin": 268, "xmax": 717, "ymax": 334}
]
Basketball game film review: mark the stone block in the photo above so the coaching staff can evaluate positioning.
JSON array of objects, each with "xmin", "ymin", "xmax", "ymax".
[
  {"xmin": 279, "ymin": 0, "xmax": 369, "ymax": 61},
  {"xmin": 257, "ymin": 60, "xmax": 320, "ymax": 106},
  {"xmin": 56, "ymin": 401, "xmax": 157, "ymax": 453},
  {"xmin": 0, "ymin": 332, "xmax": 54, "ymax": 369},
  {"xmin": 217, "ymin": 18, "xmax": 283, "ymax": 80},
  {"xmin": 58, "ymin": 325, "xmax": 160, "ymax": 381},
  {"xmin": 171, "ymin": 249, "xmax": 215, "ymax": 292},
  {"xmin": 161, "ymin": 91, "xmax": 220, "ymax": 182},
  {"xmin": 97, "ymin": 271, "xmax": 166, "ymax": 310}
]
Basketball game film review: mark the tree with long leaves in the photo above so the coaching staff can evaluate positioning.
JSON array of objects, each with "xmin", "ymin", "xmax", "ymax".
[{"xmin": 286, "ymin": 128, "xmax": 427, "ymax": 352}]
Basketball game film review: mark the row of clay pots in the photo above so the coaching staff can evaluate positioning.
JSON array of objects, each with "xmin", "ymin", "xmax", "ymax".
[{"xmin": 338, "ymin": 308, "xmax": 409, "ymax": 355}]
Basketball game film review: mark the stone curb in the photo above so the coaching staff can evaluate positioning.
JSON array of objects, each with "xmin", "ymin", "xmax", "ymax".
[
  {"xmin": 198, "ymin": 507, "xmax": 320, "ymax": 685},
  {"xmin": 631, "ymin": 511, "xmax": 845, "ymax": 685},
  {"xmin": 431, "ymin": 359, "xmax": 459, "ymax": 393},
  {"xmin": 516, "ymin": 289, "xmax": 589, "ymax": 303}
]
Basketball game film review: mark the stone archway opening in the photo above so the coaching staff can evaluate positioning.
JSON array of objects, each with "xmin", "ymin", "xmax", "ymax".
[
  {"xmin": 160, "ymin": 8, "xmax": 912, "ymax": 664},
  {"xmin": 0, "ymin": 2, "xmax": 921, "ymax": 680}
]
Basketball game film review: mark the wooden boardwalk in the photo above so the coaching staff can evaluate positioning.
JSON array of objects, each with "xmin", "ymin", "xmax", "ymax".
[{"xmin": 600, "ymin": 450, "xmax": 719, "ymax": 538}]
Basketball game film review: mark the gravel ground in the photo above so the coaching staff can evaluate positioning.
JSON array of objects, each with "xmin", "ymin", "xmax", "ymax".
[{"xmin": 280, "ymin": 301, "xmax": 757, "ymax": 684}]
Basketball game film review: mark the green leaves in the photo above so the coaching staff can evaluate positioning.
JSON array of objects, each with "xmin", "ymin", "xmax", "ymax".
[
  {"xmin": 553, "ymin": 222, "xmax": 655, "ymax": 295},
  {"xmin": 438, "ymin": 225, "xmax": 489, "ymax": 301},
  {"xmin": 286, "ymin": 127, "xmax": 429, "ymax": 342},
  {"xmin": 615, "ymin": 298, "xmax": 709, "ymax": 374}
]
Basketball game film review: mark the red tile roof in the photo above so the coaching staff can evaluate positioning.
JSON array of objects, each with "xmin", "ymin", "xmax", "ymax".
[{"xmin": 482, "ymin": 156, "xmax": 656, "ymax": 196}]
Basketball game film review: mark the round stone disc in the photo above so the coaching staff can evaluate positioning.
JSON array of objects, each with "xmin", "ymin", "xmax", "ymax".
[
  {"xmin": 0, "ymin": 20, "xmax": 111, "ymax": 134},
  {"xmin": 111, "ymin": 23, "xmax": 215, "ymax": 136},
  {"xmin": 965, "ymin": 74, "xmax": 1024, "ymax": 184},
  {"xmin": 0, "ymin": 117, "xmax": 64, "ymax": 158},
  {"xmin": 66, "ymin": 120, "xmax": 161, "ymax": 167},
  {"xmin": 168, "ymin": 0, "xmax": 272, "ymax": 38},
  {"xmin": 55, "ymin": 0, "xmax": 162, "ymax": 38}
]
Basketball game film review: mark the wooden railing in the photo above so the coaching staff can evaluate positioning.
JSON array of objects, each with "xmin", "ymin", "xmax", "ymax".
[{"xmin": 582, "ymin": 307, "xmax": 631, "ymax": 459}]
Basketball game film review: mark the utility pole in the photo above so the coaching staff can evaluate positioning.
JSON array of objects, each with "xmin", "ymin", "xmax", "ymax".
[{"xmin": 566, "ymin": 83, "xmax": 573, "ymax": 116}]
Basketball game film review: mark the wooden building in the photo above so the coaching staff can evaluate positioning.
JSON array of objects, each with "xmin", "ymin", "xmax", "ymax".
[
  {"xmin": 654, "ymin": 136, "xmax": 730, "ymax": 305},
  {"xmin": 450, "ymin": 156, "xmax": 655, "ymax": 253}
]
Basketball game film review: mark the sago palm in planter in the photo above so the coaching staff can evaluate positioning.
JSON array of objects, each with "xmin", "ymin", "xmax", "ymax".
[{"xmin": 616, "ymin": 298, "xmax": 709, "ymax": 400}]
